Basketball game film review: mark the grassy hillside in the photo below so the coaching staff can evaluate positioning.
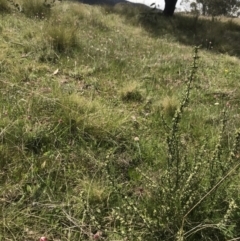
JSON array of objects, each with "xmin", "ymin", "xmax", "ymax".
[{"xmin": 1, "ymin": 1, "xmax": 240, "ymax": 240}]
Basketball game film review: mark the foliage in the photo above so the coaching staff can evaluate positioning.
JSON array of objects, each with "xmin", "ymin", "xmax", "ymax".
[
  {"xmin": 201, "ymin": 0, "xmax": 240, "ymax": 16},
  {"xmin": 183, "ymin": 0, "xmax": 240, "ymax": 16}
]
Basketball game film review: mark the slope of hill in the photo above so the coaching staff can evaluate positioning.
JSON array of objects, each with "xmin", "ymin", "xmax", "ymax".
[{"xmin": 1, "ymin": 1, "xmax": 240, "ymax": 240}]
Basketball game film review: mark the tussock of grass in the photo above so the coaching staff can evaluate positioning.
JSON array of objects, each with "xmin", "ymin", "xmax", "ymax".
[
  {"xmin": 0, "ymin": 0, "xmax": 10, "ymax": 12},
  {"xmin": 160, "ymin": 96, "xmax": 179, "ymax": 118},
  {"xmin": 43, "ymin": 18, "xmax": 80, "ymax": 53},
  {"xmin": 120, "ymin": 82, "xmax": 144, "ymax": 102},
  {"xmin": 1, "ymin": 2, "xmax": 240, "ymax": 241},
  {"xmin": 21, "ymin": 0, "xmax": 51, "ymax": 18}
]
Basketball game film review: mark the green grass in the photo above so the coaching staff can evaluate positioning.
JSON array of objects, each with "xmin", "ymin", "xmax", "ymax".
[{"xmin": 1, "ymin": 1, "xmax": 240, "ymax": 241}]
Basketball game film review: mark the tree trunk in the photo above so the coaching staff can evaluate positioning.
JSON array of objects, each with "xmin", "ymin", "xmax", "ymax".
[
  {"xmin": 202, "ymin": 3, "xmax": 206, "ymax": 15},
  {"xmin": 163, "ymin": 0, "xmax": 178, "ymax": 16}
]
